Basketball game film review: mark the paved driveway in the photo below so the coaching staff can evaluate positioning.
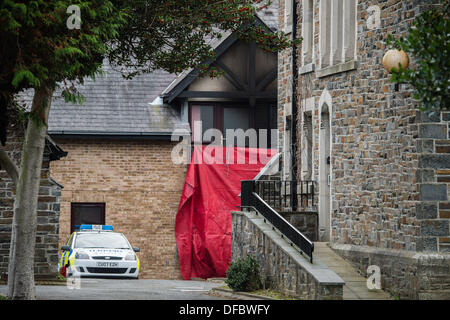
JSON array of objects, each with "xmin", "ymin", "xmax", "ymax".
[{"xmin": 0, "ymin": 279, "xmax": 226, "ymax": 300}]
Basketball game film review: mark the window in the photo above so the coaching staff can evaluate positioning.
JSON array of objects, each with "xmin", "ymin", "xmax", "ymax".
[
  {"xmin": 223, "ymin": 107, "xmax": 251, "ymax": 147},
  {"xmin": 283, "ymin": 117, "xmax": 292, "ymax": 180},
  {"xmin": 71, "ymin": 203, "xmax": 105, "ymax": 233},
  {"xmin": 301, "ymin": 112, "xmax": 313, "ymax": 180},
  {"xmin": 284, "ymin": 0, "xmax": 293, "ymax": 34},
  {"xmin": 302, "ymin": 0, "xmax": 314, "ymax": 66},
  {"xmin": 191, "ymin": 104, "xmax": 279, "ymax": 148},
  {"xmin": 320, "ymin": 0, "xmax": 332, "ymax": 68},
  {"xmin": 343, "ymin": 0, "xmax": 357, "ymax": 62},
  {"xmin": 319, "ymin": 0, "xmax": 357, "ymax": 69},
  {"xmin": 191, "ymin": 105, "xmax": 216, "ymax": 143},
  {"xmin": 74, "ymin": 233, "xmax": 130, "ymax": 249},
  {"xmin": 190, "ymin": 105, "xmax": 257, "ymax": 147}
]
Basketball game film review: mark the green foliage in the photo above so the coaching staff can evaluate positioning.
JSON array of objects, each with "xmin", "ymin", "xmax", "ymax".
[
  {"xmin": 11, "ymin": 69, "xmax": 40, "ymax": 89},
  {"xmin": 1, "ymin": 0, "xmax": 126, "ymax": 90},
  {"xmin": 107, "ymin": 0, "xmax": 299, "ymax": 78},
  {"xmin": 225, "ymin": 256, "xmax": 262, "ymax": 292},
  {"xmin": 0, "ymin": 0, "xmax": 129, "ymax": 144},
  {"xmin": 387, "ymin": 1, "xmax": 450, "ymax": 113}
]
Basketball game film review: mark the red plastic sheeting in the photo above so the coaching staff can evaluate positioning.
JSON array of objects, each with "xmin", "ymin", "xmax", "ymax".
[{"xmin": 175, "ymin": 146, "xmax": 276, "ymax": 280}]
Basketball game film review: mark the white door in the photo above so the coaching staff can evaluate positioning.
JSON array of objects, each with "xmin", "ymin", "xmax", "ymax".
[{"xmin": 318, "ymin": 108, "xmax": 331, "ymax": 241}]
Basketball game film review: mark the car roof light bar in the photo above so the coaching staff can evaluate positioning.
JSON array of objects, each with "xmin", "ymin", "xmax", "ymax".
[{"xmin": 74, "ymin": 224, "xmax": 114, "ymax": 231}]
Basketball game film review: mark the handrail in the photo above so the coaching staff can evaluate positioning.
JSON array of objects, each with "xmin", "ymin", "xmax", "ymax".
[{"xmin": 241, "ymin": 180, "xmax": 314, "ymax": 263}]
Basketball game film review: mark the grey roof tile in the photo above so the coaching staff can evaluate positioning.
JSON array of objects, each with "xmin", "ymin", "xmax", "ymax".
[{"xmin": 17, "ymin": 62, "xmax": 181, "ymax": 135}]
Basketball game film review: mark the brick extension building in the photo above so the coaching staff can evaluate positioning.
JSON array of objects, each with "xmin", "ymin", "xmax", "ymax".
[{"xmin": 277, "ymin": 0, "xmax": 449, "ymax": 298}]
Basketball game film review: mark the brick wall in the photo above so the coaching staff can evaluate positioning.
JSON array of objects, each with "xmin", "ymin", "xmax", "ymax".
[
  {"xmin": 49, "ymin": 139, "xmax": 188, "ymax": 279},
  {"xmin": 278, "ymin": 0, "xmax": 448, "ymax": 252}
]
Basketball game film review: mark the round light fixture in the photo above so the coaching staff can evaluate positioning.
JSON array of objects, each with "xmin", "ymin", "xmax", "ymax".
[{"xmin": 382, "ymin": 49, "xmax": 410, "ymax": 73}]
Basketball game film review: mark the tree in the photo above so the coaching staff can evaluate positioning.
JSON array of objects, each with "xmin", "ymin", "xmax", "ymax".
[
  {"xmin": 0, "ymin": 0, "xmax": 297, "ymax": 299},
  {"xmin": 0, "ymin": 0, "xmax": 129, "ymax": 300},
  {"xmin": 387, "ymin": 0, "xmax": 449, "ymax": 113}
]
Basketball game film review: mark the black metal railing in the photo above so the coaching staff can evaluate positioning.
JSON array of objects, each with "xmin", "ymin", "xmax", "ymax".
[
  {"xmin": 241, "ymin": 180, "xmax": 314, "ymax": 263},
  {"xmin": 254, "ymin": 180, "xmax": 316, "ymax": 212}
]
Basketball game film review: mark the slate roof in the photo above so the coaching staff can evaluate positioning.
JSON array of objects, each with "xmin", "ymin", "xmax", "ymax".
[
  {"xmin": 18, "ymin": 3, "xmax": 279, "ymax": 136},
  {"xmin": 256, "ymin": 2, "xmax": 279, "ymax": 31},
  {"xmin": 47, "ymin": 63, "xmax": 183, "ymax": 136}
]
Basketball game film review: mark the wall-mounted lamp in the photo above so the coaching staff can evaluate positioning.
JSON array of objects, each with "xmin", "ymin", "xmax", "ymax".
[{"xmin": 382, "ymin": 49, "xmax": 410, "ymax": 91}]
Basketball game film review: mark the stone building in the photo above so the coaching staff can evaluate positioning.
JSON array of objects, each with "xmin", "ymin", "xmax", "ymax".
[
  {"xmin": 0, "ymin": 124, "xmax": 67, "ymax": 279},
  {"xmin": 277, "ymin": 0, "xmax": 449, "ymax": 299}
]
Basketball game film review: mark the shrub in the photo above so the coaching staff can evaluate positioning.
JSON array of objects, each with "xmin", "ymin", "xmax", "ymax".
[
  {"xmin": 387, "ymin": 0, "xmax": 450, "ymax": 113},
  {"xmin": 225, "ymin": 256, "xmax": 262, "ymax": 292}
]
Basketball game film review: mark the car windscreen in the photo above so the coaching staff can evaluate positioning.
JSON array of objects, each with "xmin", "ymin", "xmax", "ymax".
[{"xmin": 74, "ymin": 233, "xmax": 130, "ymax": 249}]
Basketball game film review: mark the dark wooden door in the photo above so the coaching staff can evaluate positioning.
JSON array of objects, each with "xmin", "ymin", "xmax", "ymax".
[{"xmin": 70, "ymin": 203, "xmax": 105, "ymax": 232}]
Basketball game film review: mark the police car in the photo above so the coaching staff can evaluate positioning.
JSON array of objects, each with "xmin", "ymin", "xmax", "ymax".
[{"xmin": 58, "ymin": 225, "xmax": 140, "ymax": 279}]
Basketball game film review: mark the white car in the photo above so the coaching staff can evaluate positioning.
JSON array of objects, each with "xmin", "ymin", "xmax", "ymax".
[{"xmin": 58, "ymin": 225, "xmax": 140, "ymax": 279}]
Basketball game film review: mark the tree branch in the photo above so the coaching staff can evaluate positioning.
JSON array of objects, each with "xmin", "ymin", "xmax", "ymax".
[{"xmin": 0, "ymin": 147, "xmax": 19, "ymax": 186}]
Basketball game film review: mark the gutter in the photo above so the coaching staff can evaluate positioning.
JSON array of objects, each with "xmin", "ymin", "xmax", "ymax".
[
  {"xmin": 45, "ymin": 135, "xmax": 68, "ymax": 161},
  {"xmin": 48, "ymin": 130, "xmax": 190, "ymax": 140},
  {"xmin": 291, "ymin": 0, "xmax": 298, "ymax": 182}
]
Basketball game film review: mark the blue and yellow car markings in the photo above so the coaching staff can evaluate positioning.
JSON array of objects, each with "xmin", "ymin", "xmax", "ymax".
[{"xmin": 58, "ymin": 233, "xmax": 74, "ymax": 271}]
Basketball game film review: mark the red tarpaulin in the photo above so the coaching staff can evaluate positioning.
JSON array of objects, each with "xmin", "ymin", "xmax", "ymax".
[{"xmin": 175, "ymin": 146, "xmax": 276, "ymax": 280}]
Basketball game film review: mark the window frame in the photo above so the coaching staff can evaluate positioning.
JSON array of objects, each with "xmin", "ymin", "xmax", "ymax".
[
  {"xmin": 189, "ymin": 103, "xmax": 253, "ymax": 145},
  {"xmin": 284, "ymin": 0, "xmax": 294, "ymax": 34},
  {"xmin": 317, "ymin": 0, "xmax": 358, "ymax": 78},
  {"xmin": 301, "ymin": 0, "xmax": 314, "ymax": 68}
]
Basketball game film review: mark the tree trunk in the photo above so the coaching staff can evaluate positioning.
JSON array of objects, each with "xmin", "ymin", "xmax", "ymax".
[{"xmin": 7, "ymin": 82, "xmax": 54, "ymax": 300}]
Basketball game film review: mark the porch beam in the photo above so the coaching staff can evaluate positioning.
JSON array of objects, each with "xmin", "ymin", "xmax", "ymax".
[
  {"xmin": 256, "ymin": 69, "xmax": 277, "ymax": 92},
  {"xmin": 213, "ymin": 61, "xmax": 249, "ymax": 92},
  {"xmin": 177, "ymin": 91, "xmax": 277, "ymax": 99},
  {"xmin": 249, "ymin": 42, "xmax": 256, "ymax": 107}
]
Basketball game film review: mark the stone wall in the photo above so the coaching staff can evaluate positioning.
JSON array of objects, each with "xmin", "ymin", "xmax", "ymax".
[
  {"xmin": 49, "ymin": 138, "xmax": 188, "ymax": 279},
  {"xmin": 277, "ymin": 0, "xmax": 295, "ymax": 176},
  {"xmin": 276, "ymin": 0, "xmax": 449, "ymax": 298},
  {"xmin": 0, "ymin": 126, "xmax": 63, "ymax": 279},
  {"xmin": 331, "ymin": 242, "xmax": 450, "ymax": 300},
  {"xmin": 277, "ymin": 0, "xmax": 448, "ymax": 252},
  {"xmin": 417, "ymin": 111, "xmax": 450, "ymax": 252},
  {"xmin": 231, "ymin": 210, "xmax": 344, "ymax": 300},
  {"xmin": 280, "ymin": 211, "xmax": 318, "ymax": 241}
]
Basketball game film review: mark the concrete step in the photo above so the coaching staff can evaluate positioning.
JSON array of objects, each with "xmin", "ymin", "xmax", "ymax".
[{"xmin": 314, "ymin": 242, "xmax": 392, "ymax": 300}]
